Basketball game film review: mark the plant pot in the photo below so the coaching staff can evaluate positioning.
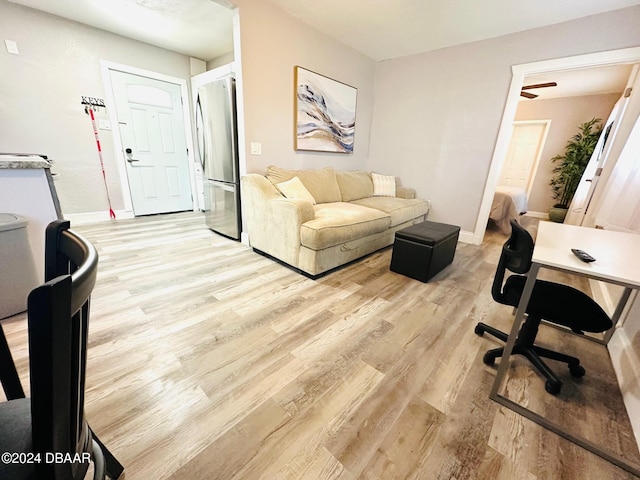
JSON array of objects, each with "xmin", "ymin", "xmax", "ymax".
[{"xmin": 549, "ymin": 206, "xmax": 568, "ymax": 223}]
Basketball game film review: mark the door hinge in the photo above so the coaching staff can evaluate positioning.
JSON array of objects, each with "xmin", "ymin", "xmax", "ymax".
[
  {"xmin": 595, "ymin": 167, "xmax": 603, "ymax": 176},
  {"xmin": 624, "ymin": 87, "xmax": 632, "ymax": 98}
]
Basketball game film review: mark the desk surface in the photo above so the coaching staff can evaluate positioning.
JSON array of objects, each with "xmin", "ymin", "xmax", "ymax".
[{"xmin": 534, "ymin": 222, "xmax": 640, "ymax": 287}]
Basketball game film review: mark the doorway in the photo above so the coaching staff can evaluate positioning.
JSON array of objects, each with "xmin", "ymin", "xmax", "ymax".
[
  {"xmin": 100, "ymin": 61, "xmax": 197, "ymax": 217},
  {"xmin": 475, "ymin": 46, "xmax": 640, "ymax": 242},
  {"xmin": 498, "ymin": 120, "xmax": 550, "ymax": 194}
]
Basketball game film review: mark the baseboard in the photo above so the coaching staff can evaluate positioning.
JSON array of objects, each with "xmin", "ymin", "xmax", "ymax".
[
  {"xmin": 590, "ymin": 279, "xmax": 618, "ymax": 315},
  {"xmin": 608, "ymin": 326, "xmax": 640, "ymax": 453},
  {"xmin": 592, "ymin": 280, "xmax": 640, "ymax": 454},
  {"xmin": 458, "ymin": 230, "xmax": 479, "ymax": 244},
  {"xmin": 240, "ymin": 231, "xmax": 250, "ymax": 246},
  {"xmin": 523, "ymin": 211, "xmax": 549, "ymax": 220},
  {"xmin": 64, "ymin": 210, "xmax": 134, "ymax": 226}
]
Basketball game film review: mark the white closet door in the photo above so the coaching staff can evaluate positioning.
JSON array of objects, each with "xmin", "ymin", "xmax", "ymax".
[{"xmin": 595, "ymin": 114, "xmax": 640, "ymax": 233}]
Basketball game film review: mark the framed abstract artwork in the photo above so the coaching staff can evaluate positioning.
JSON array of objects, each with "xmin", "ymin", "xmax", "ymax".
[{"xmin": 294, "ymin": 66, "xmax": 357, "ymax": 153}]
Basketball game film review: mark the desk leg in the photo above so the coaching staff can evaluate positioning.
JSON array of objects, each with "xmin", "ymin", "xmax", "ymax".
[
  {"xmin": 489, "ymin": 264, "xmax": 539, "ymax": 398},
  {"xmin": 487, "ymin": 269, "xmax": 640, "ymax": 477},
  {"xmin": 0, "ymin": 324, "xmax": 25, "ymax": 400},
  {"xmin": 603, "ymin": 287, "xmax": 633, "ymax": 344}
]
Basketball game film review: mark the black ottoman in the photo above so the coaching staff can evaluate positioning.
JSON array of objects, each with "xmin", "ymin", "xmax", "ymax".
[{"xmin": 390, "ymin": 220, "xmax": 460, "ymax": 282}]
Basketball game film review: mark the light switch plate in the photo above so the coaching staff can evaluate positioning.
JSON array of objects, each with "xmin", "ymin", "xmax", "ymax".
[
  {"xmin": 5, "ymin": 40, "xmax": 19, "ymax": 55},
  {"xmin": 250, "ymin": 142, "xmax": 262, "ymax": 155}
]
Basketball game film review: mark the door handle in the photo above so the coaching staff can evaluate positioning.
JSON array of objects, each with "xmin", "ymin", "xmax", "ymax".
[{"xmin": 125, "ymin": 148, "xmax": 140, "ymax": 163}]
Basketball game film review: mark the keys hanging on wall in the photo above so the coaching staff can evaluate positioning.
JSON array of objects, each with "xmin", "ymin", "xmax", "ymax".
[{"xmin": 81, "ymin": 96, "xmax": 106, "ymax": 114}]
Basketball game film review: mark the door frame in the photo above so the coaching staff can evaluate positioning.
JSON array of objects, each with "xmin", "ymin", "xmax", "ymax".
[
  {"xmin": 475, "ymin": 46, "xmax": 640, "ymax": 243},
  {"xmin": 100, "ymin": 60, "xmax": 197, "ymax": 216}
]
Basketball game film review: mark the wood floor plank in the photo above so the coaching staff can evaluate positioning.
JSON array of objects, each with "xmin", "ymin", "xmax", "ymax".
[{"xmin": 1, "ymin": 212, "xmax": 638, "ymax": 479}]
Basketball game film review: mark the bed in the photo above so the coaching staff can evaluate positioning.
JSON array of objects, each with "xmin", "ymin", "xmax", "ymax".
[{"xmin": 490, "ymin": 185, "xmax": 528, "ymax": 234}]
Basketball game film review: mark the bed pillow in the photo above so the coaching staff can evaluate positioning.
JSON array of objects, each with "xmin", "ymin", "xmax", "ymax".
[
  {"xmin": 372, "ymin": 173, "xmax": 396, "ymax": 197},
  {"xmin": 276, "ymin": 176, "xmax": 317, "ymax": 204}
]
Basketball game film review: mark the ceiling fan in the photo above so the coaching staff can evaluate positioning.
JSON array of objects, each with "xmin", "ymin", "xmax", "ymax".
[{"xmin": 520, "ymin": 82, "xmax": 558, "ymax": 99}]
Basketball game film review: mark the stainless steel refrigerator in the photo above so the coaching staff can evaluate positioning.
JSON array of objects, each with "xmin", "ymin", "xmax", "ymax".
[{"xmin": 196, "ymin": 76, "xmax": 241, "ymax": 240}]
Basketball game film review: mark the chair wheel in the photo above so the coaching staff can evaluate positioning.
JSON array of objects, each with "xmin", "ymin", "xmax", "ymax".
[
  {"xmin": 545, "ymin": 380, "xmax": 562, "ymax": 395},
  {"xmin": 474, "ymin": 325, "xmax": 484, "ymax": 336},
  {"xmin": 482, "ymin": 352, "xmax": 496, "ymax": 366},
  {"xmin": 569, "ymin": 364, "xmax": 586, "ymax": 377}
]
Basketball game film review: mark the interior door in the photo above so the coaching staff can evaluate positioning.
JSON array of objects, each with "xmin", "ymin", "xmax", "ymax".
[
  {"xmin": 567, "ymin": 64, "xmax": 640, "ymax": 226},
  {"xmin": 564, "ymin": 101, "xmax": 621, "ymax": 225},
  {"xmin": 498, "ymin": 121, "xmax": 549, "ymax": 193},
  {"xmin": 110, "ymin": 70, "xmax": 192, "ymax": 216}
]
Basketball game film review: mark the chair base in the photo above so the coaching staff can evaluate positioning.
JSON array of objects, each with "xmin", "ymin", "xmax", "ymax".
[
  {"xmin": 475, "ymin": 320, "xmax": 586, "ymax": 395},
  {"xmin": 92, "ymin": 430, "xmax": 125, "ymax": 480}
]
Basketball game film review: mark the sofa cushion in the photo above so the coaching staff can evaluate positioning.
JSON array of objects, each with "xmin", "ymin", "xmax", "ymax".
[
  {"xmin": 351, "ymin": 197, "xmax": 429, "ymax": 227},
  {"xmin": 300, "ymin": 203, "xmax": 391, "ymax": 250},
  {"xmin": 335, "ymin": 170, "xmax": 374, "ymax": 202},
  {"xmin": 276, "ymin": 176, "xmax": 316, "ymax": 204},
  {"xmin": 266, "ymin": 165, "xmax": 342, "ymax": 204}
]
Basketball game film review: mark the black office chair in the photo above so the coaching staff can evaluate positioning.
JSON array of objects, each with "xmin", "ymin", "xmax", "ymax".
[
  {"xmin": 0, "ymin": 220, "xmax": 124, "ymax": 479},
  {"xmin": 475, "ymin": 220, "xmax": 612, "ymax": 395}
]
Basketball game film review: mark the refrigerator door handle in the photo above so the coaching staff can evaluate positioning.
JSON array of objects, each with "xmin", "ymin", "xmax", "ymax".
[{"xmin": 195, "ymin": 95, "xmax": 206, "ymax": 169}]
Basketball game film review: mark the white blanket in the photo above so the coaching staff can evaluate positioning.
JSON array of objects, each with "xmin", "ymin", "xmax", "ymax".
[{"xmin": 490, "ymin": 186, "xmax": 528, "ymax": 234}]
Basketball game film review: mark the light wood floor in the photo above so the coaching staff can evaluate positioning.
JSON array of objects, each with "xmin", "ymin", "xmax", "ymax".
[{"xmin": 3, "ymin": 212, "xmax": 640, "ymax": 479}]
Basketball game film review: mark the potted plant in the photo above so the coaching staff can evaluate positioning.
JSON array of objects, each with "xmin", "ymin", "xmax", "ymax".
[{"xmin": 548, "ymin": 117, "xmax": 602, "ymax": 222}]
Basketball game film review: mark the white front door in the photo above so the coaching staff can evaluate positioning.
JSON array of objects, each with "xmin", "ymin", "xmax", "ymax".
[
  {"xmin": 498, "ymin": 121, "xmax": 549, "ymax": 193},
  {"xmin": 110, "ymin": 70, "xmax": 193, "ymax": 216}
]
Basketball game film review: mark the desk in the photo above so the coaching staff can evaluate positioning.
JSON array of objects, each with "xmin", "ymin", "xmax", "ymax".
[{"xmin": 489, "ymin": 221, "xmax": 640, "ymax": 476}]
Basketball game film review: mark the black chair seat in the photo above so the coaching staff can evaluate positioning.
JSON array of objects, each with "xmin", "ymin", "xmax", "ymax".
[
  {"xmin": 504, "ymin": 275, "xmax": 613, "ymax": 333},
  {"xmin": 0, "ymin": 399, "xmax": 33, "ymax": 480}
]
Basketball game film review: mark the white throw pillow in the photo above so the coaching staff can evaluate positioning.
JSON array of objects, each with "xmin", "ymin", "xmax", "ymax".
[
  {"xmin": 372, "ymin": 173, "xmax": 396, "ymax": 197},
  {"xmin": 277, "ymin": 176, "xmax": 317, "ymax": 204}
]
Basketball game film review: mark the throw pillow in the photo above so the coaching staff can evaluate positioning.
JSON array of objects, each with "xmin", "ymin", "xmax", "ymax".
[
  {"xmin": 265, "ymin": 165, "xmax": 342, "ymax": 204},
  {"xmin": 276, "ymin": 176, "xmax": 317, "ymax": 204},
  {"xmin": 372, "ymin": 173, "xmax": 396, "ymax": 197}
]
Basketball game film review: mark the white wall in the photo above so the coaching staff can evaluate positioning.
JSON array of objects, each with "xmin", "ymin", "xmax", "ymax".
[
  {"xmin": 233, "ymin": 0, "xmax": 376, "ymax": 175},
  {"xmin": 0, "ymin": 0, "xmax": 192, "ymax": 216},
  {"xmin": 368, "ymin": 6, "xmax": 640, "ymax": 232},
  {"xmin": 515, "ymin": 93, "xmax": 619, "ymax": 214}
]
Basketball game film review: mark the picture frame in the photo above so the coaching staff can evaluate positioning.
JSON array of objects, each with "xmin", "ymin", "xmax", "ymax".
[{"xmin": 294, "ymin": 66, "xmax": 357, "ymax": 153}]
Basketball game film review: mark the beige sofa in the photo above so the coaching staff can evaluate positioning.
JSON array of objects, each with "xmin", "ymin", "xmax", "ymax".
[{"xmin": 241, "ymin": 166, "xmax": 430, "ymax": 277}]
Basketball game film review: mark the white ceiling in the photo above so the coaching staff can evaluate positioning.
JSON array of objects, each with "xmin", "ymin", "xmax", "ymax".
[
  {"xmin": 7, "ymin": 0, "xmax": 640, "ymax": 98},
  {"xmin": 7, "ymin": 0, "xmax": 236, "ymax": 61},
  {"xmin": 522, "ymin": 64, "xmax": 634, "ymax": 100},
  {"xmin": 9, "ymin": 0, "xmax": 640, "ymax": 62},
  {"xmin": 267, "ymin": 0, "xmax": 640, "ymax": 62}
]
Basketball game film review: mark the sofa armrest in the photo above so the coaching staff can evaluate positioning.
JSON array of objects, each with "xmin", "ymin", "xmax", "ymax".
[
  {"xmin": 396, "ymin": 186, "xmax": 416, "ymax": 199},
  {"xmin": 241, "ymin": 174, "xmax": 315, "ymax": 266}
]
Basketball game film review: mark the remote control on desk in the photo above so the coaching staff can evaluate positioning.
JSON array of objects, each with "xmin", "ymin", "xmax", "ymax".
[{"xmin": 571, "ymin": 248, "xmax": 596, "ymax": 263}]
